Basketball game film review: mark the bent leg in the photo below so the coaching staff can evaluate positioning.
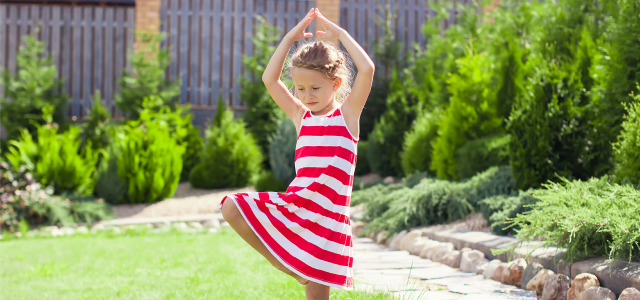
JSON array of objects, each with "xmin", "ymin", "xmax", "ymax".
[
  {"xmin": 221, "ymin": 198, "xmax": 309, "ymax": 285},
  {"xmin": 305, "ymin": 281, "xmax": 330, "ymax": 300}
]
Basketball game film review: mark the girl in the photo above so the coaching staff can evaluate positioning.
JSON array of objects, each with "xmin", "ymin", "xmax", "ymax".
[{"xmin": 220, "ymin": 7, "xmax": 374, "ymax": 300}]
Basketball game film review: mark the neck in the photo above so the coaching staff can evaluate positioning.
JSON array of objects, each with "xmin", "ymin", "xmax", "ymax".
[{"xmin": 313, "ymin": 101, "xmax": 339, "ymax": 116}]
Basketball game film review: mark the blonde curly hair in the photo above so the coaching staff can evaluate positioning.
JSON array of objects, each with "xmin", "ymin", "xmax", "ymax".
[{"xmin": 285, "ymin": 40, "xmax": 354, "ymax": 103}]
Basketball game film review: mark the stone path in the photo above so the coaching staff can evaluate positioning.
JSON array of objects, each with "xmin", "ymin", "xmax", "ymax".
[{"xmin": 352, "ymin": 237, "xmax": 538, "ymax": 300}]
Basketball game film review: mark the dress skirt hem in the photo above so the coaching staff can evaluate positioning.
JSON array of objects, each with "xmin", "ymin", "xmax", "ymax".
[{"xmin": 222, "ymin": 194, "xmax": 354, "ymax": 290}]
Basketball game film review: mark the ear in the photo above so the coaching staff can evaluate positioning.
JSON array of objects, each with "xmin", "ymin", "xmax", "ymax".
[{"xmin": 333, "ymin": 77, "xmax": 343, "ymax": 91}]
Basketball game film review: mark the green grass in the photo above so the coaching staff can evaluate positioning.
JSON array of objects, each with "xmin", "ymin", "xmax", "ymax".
[{"xmin": 0, "ymin": 228, "xmax": 392, "ymax": 300}]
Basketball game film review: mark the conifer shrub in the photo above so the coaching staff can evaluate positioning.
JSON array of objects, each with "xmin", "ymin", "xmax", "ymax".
[
  {"xmin": 5, "ymin": 106, "xmax": 100, "ymax": 196},
  {"xmin": 0, "ymin": 31, "xmax": 69, "ymax": 147},
  {"xmin": 612, "ymin": 87, "xmax": 640, "ymax": 188},
  {"xmin": 113, "ymin": 118, "xmax": 184, "ymax": 203},
  {"xmin": 189, "ymin": 98, "xmax": 263, "ymax": 189},
  {"xmin": 94, "ymin": 143, "xmax": 128, "ymax": 203},
  {"xmin": 500, "ymin": 176, "xmax": 640, "ymax": 262},
  {"xmin": 455, "ymin": 134, "xmax": 510, "ymax": 180},
  {"xmin": 478, "ymin": 192, "xmax": 539, "ymax": 235},
  {"xmin": 354, "ymin": 140, "xmax": 371, "ymax": 176},
  {"xmin": 253, "ymin": 170, "xmax": 288, "ymax": 193},
  {"xmin": 268, "ymin": 117, "xmax": 297, "ymax": 186},
  {"xmin": 401, "ymin": 110, "xmax": 440, "ymax": 177},
  {"xmin": 82, "ymin": 91, "xmax": 111, "ymax": 151}
]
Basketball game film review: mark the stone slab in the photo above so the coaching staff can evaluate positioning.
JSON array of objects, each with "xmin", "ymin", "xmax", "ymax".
[
  {"xmin": 98, "ymin": 213, "xmax": 223, "ymax": 226},
  {"xmin": 570, "ymin": 257, "xmax": 640, "ymax": 296}
]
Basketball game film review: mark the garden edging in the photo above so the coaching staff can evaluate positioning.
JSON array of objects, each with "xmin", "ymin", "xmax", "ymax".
[{"xmin": 417, "ymin": 227, "xmax": 640, "ymax": 296}]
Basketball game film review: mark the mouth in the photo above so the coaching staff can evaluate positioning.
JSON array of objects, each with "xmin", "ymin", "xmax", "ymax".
[{"xmin": 307, "ymin": 102, "xmax": 318, "ymax": 105}]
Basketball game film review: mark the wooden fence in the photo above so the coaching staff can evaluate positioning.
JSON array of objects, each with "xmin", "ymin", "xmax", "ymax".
[{"xmin": 0, "ymin": 3, "xmax": 136, "ymax": 122}]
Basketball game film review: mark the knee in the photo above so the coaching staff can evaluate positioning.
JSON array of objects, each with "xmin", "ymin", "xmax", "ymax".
[{"xmin": 221, "ymin": 197, "xmax": 241, "ymax": 223}]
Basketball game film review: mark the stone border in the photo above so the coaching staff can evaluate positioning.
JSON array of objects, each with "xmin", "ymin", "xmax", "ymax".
[
  {"xmin": 418, "ymin": 227, "xmax": 640, "ymax": 296},
  {"xmin": 97, "ymin": 213, "xmax": 223, "ymax": 226}
]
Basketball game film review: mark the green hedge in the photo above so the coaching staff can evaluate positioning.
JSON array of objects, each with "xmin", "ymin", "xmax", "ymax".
[{"xmin": 612, "ymin": 87, "xmax": 640, "ymax": 188}]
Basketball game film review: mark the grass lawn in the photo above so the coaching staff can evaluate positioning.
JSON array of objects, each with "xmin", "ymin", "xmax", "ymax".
[{"xmin": 0, "ymin": 228, "xmax": 390, "ymax": 300}]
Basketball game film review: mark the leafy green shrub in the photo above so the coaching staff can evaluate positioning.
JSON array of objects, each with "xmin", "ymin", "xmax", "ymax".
[
  {"xmin": 83, "ymin": 90, "xmax": 111, "ymax": 151},
  {"xmin": 367, "ymin": 67, "xmax": 416, "ymax": 177},
  {"xmin": 0, "ymin": 31, "xmax": 69, "ymax": 146},
  {"xmin": 189, "ymin": 98, "xmax": 263, "ymax": 189},
  {"xmin": 239, "ymin": 16, "xmax": 286, "ymax": 164},
  {"xmin": 431, "ymin": 50, "xmax": 502, "ymax": 180},
  {"xmin": 501, "ymin": 176, "xmax": 640, "ymax": 262},
  {"xmin": 401, "ymin": 110, "xmax": 440, "ymax": 177},
  {"xmin": 112, "ymin": 118, "xmax": 184, "ymax": 203},
  {"xmin": 138, "ymin": 95, "xmax": 203, "ymax": 182},
  {"xmin": 5, "ymin": 106, "xmax": 100, "ymax": 196},
  {"xmin": 478, "ymin": 192, "xmax": 539, "ymax": 235},
  {"xmin": 115, "ymin": 32, "xmax": 181, "ymax": 120},
  {"xmin": 612, "ymin": 87, "xmax": 640, "ymax": 187},
  {"xmin": 253, "ymin": 170, "xmax": 287, "ymax": 193},
  {"xmin": 94, "ymin": 143, "xmax": 128, "ymax": 203},
  {"xmin": 0, "ymin": 161, "xmax": 112, "ymax": 231},
  {"xmin": 268, "ymin": 117, "xmax": 296, "ymax": 186},
  {"xmin": 455, "ymin": 134, "xmax": 510, "ymax": 180},
  {"xmin": 355, "ymin": 140, "xmax": 371, "ymax": 176}
]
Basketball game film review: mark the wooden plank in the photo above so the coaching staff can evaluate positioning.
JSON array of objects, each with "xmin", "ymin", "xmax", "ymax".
[
  {"xmin": 200, "ymin": 0, "xmax": 210, "ymax": 106},
  {"xmin": 125, "ymin": 7, "xmax": 134, "ymax": 72},
  {"xmin": 51, "ymin": 6, "xmax": 61, "ymax": 80},
  {"xmin": 94, "ymin": 7, "xmax": 103, "ymax": 106},
  {"xmin": 221, "ymin": 0, "xmax": 232, "ymax": 105},
  {"xmin": 168, "ymin": 0, "xmax": 178, "ymax": 79},
  {"xmin": 232, "ymin": 6, "xmax": 241, "ymax": 105},
  {"xmin": 7, "ymin": 5, "xmax": 17, "ymax": 74},
  {"xmin": 0, "ymin": 5, "xmax": 6, "ymax": 83},
  {"xmin": 71, "ymin": 6, "xmax": 82, "ymax": 113},
  {"xmin": 114, "ymin": 7, "xmax": 124, "ymax": 100},
  {"xmin": 61, "ymin": 6, "xmax": 72, "ymax": 100},
  {"xmin": 179, "ymin": 0, "xmax": 189, "ymax": 104},
  {"xmin": 211, "ymin": 0, "xmax": 220, "ymax": 104},
  {"xmin": 104, "ymin": 7, "xmax": 113, "ymax": 107},
  {"xmin": 83, "ymin": 6, "xmax": 92, "ymax": 110},
  {"xmin": 189, "ymin": 0, "xmax": 200, "ymax": 104},
  {"xmin": 19, "ymin": 4, "xmax": 28, "ymax": 38},
  {"xmin": 40, "ymin": 5, "xmax": 49, "ymax": 57}
]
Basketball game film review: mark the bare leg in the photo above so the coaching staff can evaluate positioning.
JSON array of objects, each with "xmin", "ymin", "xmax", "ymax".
[
  {"xmin": 221, "ymin": 198, "xmax": 309, "ymax": 285},
  {"xmin": 305, "ymin": 281, "xmax": 331, "ymax": 300}
]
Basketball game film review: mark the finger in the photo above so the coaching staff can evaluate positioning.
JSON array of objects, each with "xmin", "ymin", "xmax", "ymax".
[
  {"xmin": 304, "ymin": 32, "xmax": 313, "ymax": 38},
  {"xmin": 316, "ymin": 31, "xmax": 326, "ymax": 37}
]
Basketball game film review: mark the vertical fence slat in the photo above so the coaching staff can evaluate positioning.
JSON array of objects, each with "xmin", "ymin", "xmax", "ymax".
[
  {"xmin": 211, "ymin": 0, "xmax": 220, "ymax": 103},
  {"xmin": 94, "ymin": 7, "xmax": 103, "ymax": 107},
  {"xmin": 104, "ymin": 7, "xmax": 113, "ymax": 108},
  {"xmin": 200, "ymin": 0, "xmax": 210, "ymax": 106},
  {"xmin": 7, "ymin": 5, "xmax": 18, "ymax": 74},
  {"xmin": 179, "ymin": 0, "xmax": 189, "ymax": 104}
]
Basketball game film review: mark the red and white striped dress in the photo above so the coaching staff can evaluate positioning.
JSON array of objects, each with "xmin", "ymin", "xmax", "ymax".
[{"xmin": 219, "ymin": 105, "xmax": 357, "ymax": 289}]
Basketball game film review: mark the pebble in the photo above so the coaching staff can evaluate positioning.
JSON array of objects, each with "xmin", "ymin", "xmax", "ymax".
[
  {"xmin": 419, "ymin": 240, "xmax": 441, "ymax": 258},
  {"xmin": 527, "ymin": 269, "xmax": 555, "ymax": 295},
  {"xmin": 581, "ymin": 286, "xmax": 616, "ymax": 300},
  {"xmin": 482, "ymin": 259, "xmax": 503, "ymax": 279},
  {"xmin": 619, "ymin": 287, "xmax": 640, "ymax": 300},
  {"xmin": 522, "ymin": 262, "xmax": 544, "ymax": 289},
  {"xmin": 475, "ymin": 261, "xmax": 489, "ymax": 274},
  {"xmin": 388, "ymin": 230, "xmax": 407, "ymax": 249},
  {"xmin": 398, "ymin": 230, "xmax": 422, "ymax": 251},
  {"xmin": 431, "ymin": 242, "xmax": 454, "ymax": 262},
  {"xmin": 493, "ymin": 262, "xmax": 509, "ymax": 283},
  {"xmin": 442, "ymin": 250, "xmax": 462, "ymax": 268},
  {"xmin": 188, "ymin": 222, "xmax": 203, "ymax": 229},
  {"xmin": 541, "ymin": 274, "xmax": 570, "ymax": 300},
  {"xmin": 567, "ymin": 273, "xmax": 599, "ymax": 300},
  {"xmin": 375, "ymin": 230, "xmax": 388, "ymax": 244},
  {"xmin": 408, "ymin": 237, "xmax": 430, "ymax": 256},
  {"xmin": 76, "ymin": 226, "xmax": 89, "ymax": 234},
  {"xmin": 504, "ymin": 258, "xmax": 527, "ymax": 286},
  {"xmin": 208, "ymin": 228, "xmax": 219, "ymax": 234},
  {"xmin": 203, "ymin": 218, "xmax": 221, "ymax": 228},
  {"xmin": 460, "ymin": 250, "xmax": 485, "ymax": 272}
]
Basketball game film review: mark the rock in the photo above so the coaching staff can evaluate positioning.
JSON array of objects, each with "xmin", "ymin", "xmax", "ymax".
[
  {"xmin": 581, "ymin": 286, "xmax": 616, "ymax": 300},
  {"xmin": 221, "ymin": 222, "xmax": 231, "ymax": 227},
  {"xmin": 419, "ymin": 240, "xmax": 441, "ymax": 258},
  {"xmin": 619, "ymin": 288, "xmax": 640, "ymax": 300},
  {"xmin": 398, "ymin": 230, "xmax": 422, "ymax": 251},
  {"xmin": 431, "ymin": 242, "xmax": 454, "ymax": 262},
  {"xmin": 385, "ymin": 232, "xmax": 398, "ymax": 246},
  {"xmin": 388, "ymin": 230, "xmax": 407, "ymax": 249},
  {"xmin": 476, "ymin": 261, "xmax": 489, "ymax": 274},
  {"xmin": 60, "ymin": 227, "xmax": 76, "ymax": 235},
  {"xmin": 460, "ymin": 250, "xmax": 485, "ymax": 272},
  {"xmin": 522, "ymin": 263, "xmax": 544, "ymax": 290},
  {"xmin": 203, "ymin": 218, "xmax": 221, "ymax": 228},
  {"xmin": 188, "ymin": 222, "xmax": 203, "ymax": 229},
  {"xmin": 505, "ymin": 258, "xmax": 527, "ymax": 286},
  {"xmin": 375, "ymin": 230, "xmax": 388, "ymax": 244},
  {"xmin": 567, "ymin": 273, "xmax": 599, "ymax": 300},
  {"xmin": 76, "ymin": 226, "xmax": 89, "ymax": 234},
  {"xmin": 352, "ymin": 222, "xmax": 365, "ymax": 236},
  {"xmin": 208, "ymin": 228, "xmax": 219, "ymax": 234},
  {"xmin": 442, "ymin": 250, "xmax": 462, "ymax": 268},
  {"xmin": 527, "ymin": 269, "xmax": 555, "ymax": 295},
  {"xmin": 408, "ymin": 237, "xmax": 430, "ymax": 256},
  {"xmin": 109, "ymin": 226, "xmax": 122, "ymax": 234},
  {"xmin": 541, "ymin": 274, "xmax": 570, "ymax": 300},
  {"xmin": 173, "ymin": 222, "xmax": 189, "ymax": 229},
  {"xmin": 383, "ymin": 176, "xmax": 394, "ymax": 184},
  {"xmin": 43, "ymin": 226, "xmax": 59, "ymax": 231},
  {"xmin": 493, "ymin": 263, "xmax": 509, "ymax": 283},
  {"xmin": 460, "ymin": 247, "xmax": 472, "ymax": 253},
  {"xmin": 482, "ymin": 259, "xmax": 503, "ymax": 279}
]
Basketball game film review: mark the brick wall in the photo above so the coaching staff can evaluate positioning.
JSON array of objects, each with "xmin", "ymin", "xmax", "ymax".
[
  {"xmin": 315, "ymin": 0, "xmax": 341, "ymax": 47},
  {"xmin": 135, "ymin": 0, "xmax": 161, "ymax": 52}
]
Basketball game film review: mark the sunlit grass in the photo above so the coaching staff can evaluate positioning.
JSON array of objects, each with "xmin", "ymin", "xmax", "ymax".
[{"xmin": 0, "ymin": 228, "xmax": 392, "ymax": 300}]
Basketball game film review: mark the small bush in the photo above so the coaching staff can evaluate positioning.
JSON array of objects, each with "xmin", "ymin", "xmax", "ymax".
[
  {"xmin": 612, "ymin": 87, "xmax": 640, "ymax": 187},
  {"xmin": 455, "ymin": 134, "xmax": 510, "ymax": 180},
  {"xmin": 114, "ymin": 120, "xmax": 184, "ymax": 203},
  {"xmin": 5, "ymin": 106, "xmax": 100, "ymax": 196},
  {"xmin": 354, "ymin": 140, "xmax": 371, "ymax": 176},
  {"xmin": 82, "ymin": 90, "xmax": 111, "ymax": 151},
  {"xmin": 0, "ymin": 31, "xmax": 69, "ymax": 146},
  {"xmin": 94, "ymin": 143, "xmax": 128, "ymax": 203},
  {"xmin": 268, "ymin": 117, "xmax": 296, "ymax": 186},
  {"xmin": 501, "ymin": 176, "xmax": 640, "ymax": 262},
  {"xmin": 478, "ymin": 192, "xmax": 539, "ymax": 235},
  {"xmin": 401, "ymin": 110, "xmax": 440, "ymax": 177},
  {"xmin": 189, "ymin": 98, "xmax": 263, "ymax": 189},
  {"xmin": 253, "ymin": 170, "xmax": 288, "ymax": 193}
]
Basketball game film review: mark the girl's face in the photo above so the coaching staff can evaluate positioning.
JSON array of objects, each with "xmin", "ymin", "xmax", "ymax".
[{"xmin": 292, "ymin": 67, "xmax": 341, "ymax": 113}]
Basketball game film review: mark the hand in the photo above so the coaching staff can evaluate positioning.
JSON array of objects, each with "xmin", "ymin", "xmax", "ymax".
[
  {"xmin": 315, "ymin": 8, "xmax": 345, "ymax": 39},
  {"xmin": 285, "ymin": 8, "xmax": 316, "ymax": 42}
]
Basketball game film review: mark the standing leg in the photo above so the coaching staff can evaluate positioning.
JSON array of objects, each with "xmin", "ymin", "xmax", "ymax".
[
  {"xmin": 305, "ymin": 281, "xmax": 330, "ymax": 300},
  {"xmin": 221, "ymin": 198, "xmax": 309, "ymax": 285}
]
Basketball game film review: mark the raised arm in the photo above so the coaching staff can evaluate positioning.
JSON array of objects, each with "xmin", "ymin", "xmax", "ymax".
[
  {"xmin": 315, "ymin": 8, "xmax": 375, "ymax": 117},
  {"xmin": 262, "ymin": 8, "xmax": 317, "ymax": 123}
]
